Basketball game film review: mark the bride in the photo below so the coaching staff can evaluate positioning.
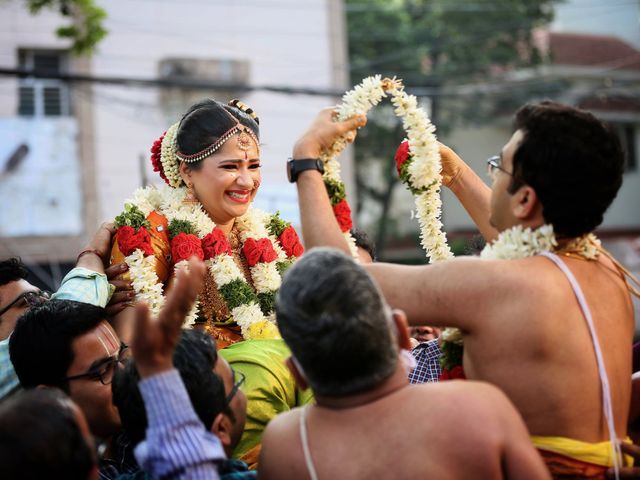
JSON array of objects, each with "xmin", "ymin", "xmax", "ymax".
[{"xmin": 111, "ymin": 99, "xmax": 304, "ymax": 348}]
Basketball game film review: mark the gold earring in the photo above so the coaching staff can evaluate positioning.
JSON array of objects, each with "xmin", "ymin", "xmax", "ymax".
[{"xmin": 183, "ymin": 182, "xmax": 198, "ymax": 205}]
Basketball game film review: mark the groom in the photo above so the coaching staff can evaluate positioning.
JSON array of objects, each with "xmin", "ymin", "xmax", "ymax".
[{"xmin": 289, "ymin": 101, "xmax": 634, "ymax": 477}]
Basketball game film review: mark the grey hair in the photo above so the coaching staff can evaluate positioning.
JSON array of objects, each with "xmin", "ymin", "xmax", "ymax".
[{"xmin": 275, "ymin": 248, "xmax": 398, "ymax": 397}]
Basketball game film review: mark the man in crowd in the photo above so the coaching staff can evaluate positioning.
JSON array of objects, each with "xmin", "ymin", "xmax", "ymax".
[
  {"xmin": 9, "ymin": 300, "xmax": 135, "ymax": 478},
  {"xmin": 0, "ymin": 222, "xmax": 131, "ymax": 399},
  {"xmin": 259, "ymin": 248, "xmax": 549, "ymax": 479},
  {"xmin": 289, "ymin": 101, "xmax": 635, "ymax": 476},
  {"xmin": 0, "ymin": 388, "xmax": 98, "ymax": 480},
  {"xmin": 114, "ymin": 328, "xmax": 253, "ymax": 479}
]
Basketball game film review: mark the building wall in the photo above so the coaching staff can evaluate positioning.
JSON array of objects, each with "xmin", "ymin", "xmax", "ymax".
[{"xmin": 0, "ymin": 0, "xmax": 350, "ymax": 267}]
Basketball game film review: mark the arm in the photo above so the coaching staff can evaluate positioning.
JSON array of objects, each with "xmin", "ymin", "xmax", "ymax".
[
  {"xmin": 439, "ymin": 144, "xmax": 498, "ymax": 242},
  {"xmin": 293, "ymin": 108, "xmax": 365, "ymax": 253},
  {"xmin": 52, "ymin": 223, "xmax": 117, "ymax": 307},
  {"xmin": 131, "ymin": 257, "xmax": 223, "ymax": 480},
  {"xmin": 365, "ymin": 257, "xmax": 513, "ymax": 331}
]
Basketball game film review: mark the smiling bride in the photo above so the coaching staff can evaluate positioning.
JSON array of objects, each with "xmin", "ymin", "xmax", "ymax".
[{"xmin": 110, "ymin": 99, "xmax": 304, "ymax": 347}]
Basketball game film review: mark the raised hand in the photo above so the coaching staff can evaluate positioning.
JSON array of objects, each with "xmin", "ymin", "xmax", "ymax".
[
  {"xmin": 438, "ymin": 142, "xmax": 469, "ymax": 190},
  {"xmin": 293, "ymin": 108, "xmax": 367, "ymax": 159},
  {"xmin": 104, "ymin": 263, "xmax": 134, "ymax": 316},
  {"xmin": 131, "ymin": 257, "xmax": 206, "ymax": 378}
]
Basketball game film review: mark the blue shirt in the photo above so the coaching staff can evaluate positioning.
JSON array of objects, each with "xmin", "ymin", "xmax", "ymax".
[{"xmin": 135, "ymin": 369, "xmax": 225, "ymax": 480}]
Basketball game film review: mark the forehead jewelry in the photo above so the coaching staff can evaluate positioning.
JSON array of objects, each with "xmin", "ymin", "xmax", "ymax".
[{"xmin": 176, "ymin": 123, "xmax": 259, "ymax": 164}]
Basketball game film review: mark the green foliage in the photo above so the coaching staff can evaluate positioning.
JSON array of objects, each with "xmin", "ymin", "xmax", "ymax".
[
  {"xmin": 168, "ymin": 219, "xmax": 197, "ymax": 239},
  {"xmin": 266, "ymin": 212, "xmax": 290, "ymax": 238},
  {"xmin": 276, "ymin": 259, "xmax": 294, "ymax": 277},
  {"xmin": 219, "ymin": 280, "xmax": 259, "ymax": 311},
  {"xmin": 25, "ymin": 0, "xmax": 108, "ymax": 55},
  {"xmin": 440, "ymin": 340, "xmax": 464, "ymax": 371},
  {"xmin": 324, "ymin": 179, "xmax": 347, "ymax": 205},
  {"xmin": 114, "ymin": 204, "xmax": 150, "ymax": 230},
  {"xmin": 345, "ymin": 0, "xmax": 561, "ymax": 254},
  {"xmin": 257, "ymin": 291, "xmax": 276, "ymax": 315}
]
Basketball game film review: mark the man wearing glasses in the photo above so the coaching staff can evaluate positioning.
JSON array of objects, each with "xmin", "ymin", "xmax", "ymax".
[
  {"xmin": 0, "ymin": 223, "xmax": 124, "ymax": 400},
  {"xmin": 9, "ymin": 300, "xmax": 135, "ymax": 478},
  {"xmin": 291, "ymin": 102, "xmax": 635, "ymax": 477}
]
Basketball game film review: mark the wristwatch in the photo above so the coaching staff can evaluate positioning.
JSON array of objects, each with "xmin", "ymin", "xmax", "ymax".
[{"xmin": 287, "ymin": 158, "xmax": 324, "ymax": 183}]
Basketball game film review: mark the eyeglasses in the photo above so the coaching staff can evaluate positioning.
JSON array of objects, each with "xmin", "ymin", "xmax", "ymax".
[
  {"xmin": 0, "ymin": 290, "xmax": 51, "ymax": 318},
  {"xmin": 224, "ymin": 369, "xmax": 245, "ymax": 407},
  {"xmin": 61, "ymin": 343, "xmax": 129, "ymax": 386},
  {"xmin": 486, "ymin": 155, "xmax": 513, "ymax": 179}
]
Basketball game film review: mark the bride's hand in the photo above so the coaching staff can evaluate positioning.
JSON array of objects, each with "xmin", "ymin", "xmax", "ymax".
[
  {"xmin": 439, "ymin": 142, "xmax": 469, "ymax": 190},
  {"xmin": 293, "ymin": 108, "xmax": 367, "ymax": 159}
]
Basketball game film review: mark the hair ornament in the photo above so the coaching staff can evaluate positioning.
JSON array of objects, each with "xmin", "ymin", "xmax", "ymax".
[{"xmin": 229, "ymin": 99, "xmax": 260, "ymax": 125}]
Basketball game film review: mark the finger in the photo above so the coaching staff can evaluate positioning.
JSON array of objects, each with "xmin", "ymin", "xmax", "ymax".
[
  {"xmin": 105, "ymin": 263, "xmax": 128, "ymax": 280},
  {"xmin": 131, "ymin": 301, "xmax": 151, "ymax": 354},
  {"xmin": 109, "ymin": 291, "xmax": 135, "ymax": 306},
  {"xmin": 110, "ymin": 279, "xmax": 134, "ymax": 291},
  {"xmin": 101, "ymin": 221, "xmax": 116, "ymax": 233},
  {"xmin": 620, "ymin": 442, "xmax": 640, "ymax": 457},
  {"xmin": 336, "ymin": 114, "xmax": 366, "ymax": 135},
  {"xmin": 159, "ymin": 257, "xmax": 206, "ymax": 332}
]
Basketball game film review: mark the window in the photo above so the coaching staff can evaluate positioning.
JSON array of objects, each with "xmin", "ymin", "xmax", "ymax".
[
  {"xmin": 18, "ymin": 50, "xmax": 70, "ymax": 117},
  {"xmin": 158, "ymin": 58, "xmax": 250, "ymax": 120}
]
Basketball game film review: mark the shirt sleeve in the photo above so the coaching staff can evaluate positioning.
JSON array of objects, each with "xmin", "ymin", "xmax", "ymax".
[
  {"xmin": 134, "ymin": 369, "xmax": 225, "ymax": 480},
  {"xmin": 51, "ymin": 267, "xmax": 114, "ymax": 307}
]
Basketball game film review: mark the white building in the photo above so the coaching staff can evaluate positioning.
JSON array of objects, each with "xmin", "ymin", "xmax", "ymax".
[{"xmin": 0, "ymin": 0, "xmax": 351, "ymax": 285}]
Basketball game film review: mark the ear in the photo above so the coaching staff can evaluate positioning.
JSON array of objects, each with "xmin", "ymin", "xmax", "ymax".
[
  {"xmin": 391, "ymin": 309, "xmax": 412, "ymax": 351},
  {"xmin": 285, "ymin": 356, "xmax": 309, "ymax": 391},
  {"xmin": 179, "ymin": 161, "xmax": 192, "ymax": 186},
  {"xmin": 211, "ymin": 412, "xmax": 233, "ymax": 450},
  {"xmin": 511, "ymin": 184, "xmax": 540, "ymax": 220}
]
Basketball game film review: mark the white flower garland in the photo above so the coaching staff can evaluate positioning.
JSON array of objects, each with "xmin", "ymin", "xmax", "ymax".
[
  {"xmin": 118, "ymin": 185, "xmax": 284, "ymax": 338},
  {"xmin": 160, "ymin": 123, "xmax": 182, "ymax": 188},
  {"xmin": 325, "ymin": 75, "xmax": 453, "ymax": 262}
]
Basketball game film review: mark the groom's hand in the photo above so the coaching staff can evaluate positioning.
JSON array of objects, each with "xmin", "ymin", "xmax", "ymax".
[{"xmin": 293, "ymin": 108, "xmax": 366, "ymax": 159}]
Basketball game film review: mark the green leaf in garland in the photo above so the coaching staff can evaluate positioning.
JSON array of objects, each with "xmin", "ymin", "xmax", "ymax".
[
  {"xmin": 114, "ymin": 204, "xmax": 150, "ymax": 230},
  {"xmin": 439, "ymin": 341, "xmax": 464, "ymax": 371},
  {"xmin": 276, "ymin": 259, "xmax": 294, "ymax": 277},
  {"xmin": 399, "ymin": 159, "xmax": 429, "ymax": 196},
  {"xmin": 219, "ymin": 279, "xmax": 259, "ymax": 310},
  {"xmin": 266, "ymin": 211, "xmax": 290, "ymax": 238},
  {"xmin": 324, "ymin": 179, "xmax": 346, "ymax": 205},
  {"xmin": 168, "ymin": 219, "xmax": 197, "ymax": 240},
  {"xmin": 257, "ymin": 291, "xmax": 276, "ymax": 315}
]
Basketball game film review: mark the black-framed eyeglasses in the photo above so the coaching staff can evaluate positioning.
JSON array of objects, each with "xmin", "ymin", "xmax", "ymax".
[
  {"xmin": 61, "ymin": 343, "xmax": 129, "ymax": 386},
  {"xmin": 486, "ymin": 155, "xmax": 513, "ymax": 178},
  {"xmin": 224, "ymin": 369, "xmax": 246, "ymax": 407},
  {"xmin": 0, "ymin": 290, "xmax": 51, "ymax": 318}
]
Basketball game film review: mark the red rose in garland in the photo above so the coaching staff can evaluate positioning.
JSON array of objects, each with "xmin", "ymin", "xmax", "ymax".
[
  {"xmin": 150, "ymin": 131, "xmax": 169, "ymax": 185},
  {"xmin": 171, "ymin": 232, "xmax": 204, "ymax": 263},
  {"xmin": 117, "ymin": 226, "xmax": 154, "ymax": 257},
  {"xmin": 243, "ymin": 238, "xmax": 278, "ymax": 267},
  {"xmin": 201, "ymin": 228, "xmax": 232, "ymax": 259},
  {"xmin": 439, "ymin": 365, "xmax": 466, "ymax": 381},
  {"xmin": 395, "ymin": 140, "xmax": 410, "ymax": 176},
  {"xmin": 278, "ymin": 226, "xmax": 304, "ymax": 258},
  {"xmin": 332, "ymin": 199, "xmax": 353, "ymax": 232}
]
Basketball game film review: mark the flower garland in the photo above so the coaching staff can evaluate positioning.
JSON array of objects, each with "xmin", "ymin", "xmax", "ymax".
[
  {"xmin": 438, "ymin": 224, "xmax": 600, "ymax": 378},
  {"xmin": 114, "ymin": 186, "xmax": 303, "ymax": 338},
  {"xmin": 324, "ymin": 75, "xmax": 453, "ymax": 262}
]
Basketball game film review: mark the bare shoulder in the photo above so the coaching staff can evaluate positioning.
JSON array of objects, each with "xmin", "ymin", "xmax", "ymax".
[
  {"xmin": 259, "ymin": 407, "xmax": 303, "ymax": 477},
  {"xmin": 412, "ymin": 381, "xmax": 518, "ymax": 426}
]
